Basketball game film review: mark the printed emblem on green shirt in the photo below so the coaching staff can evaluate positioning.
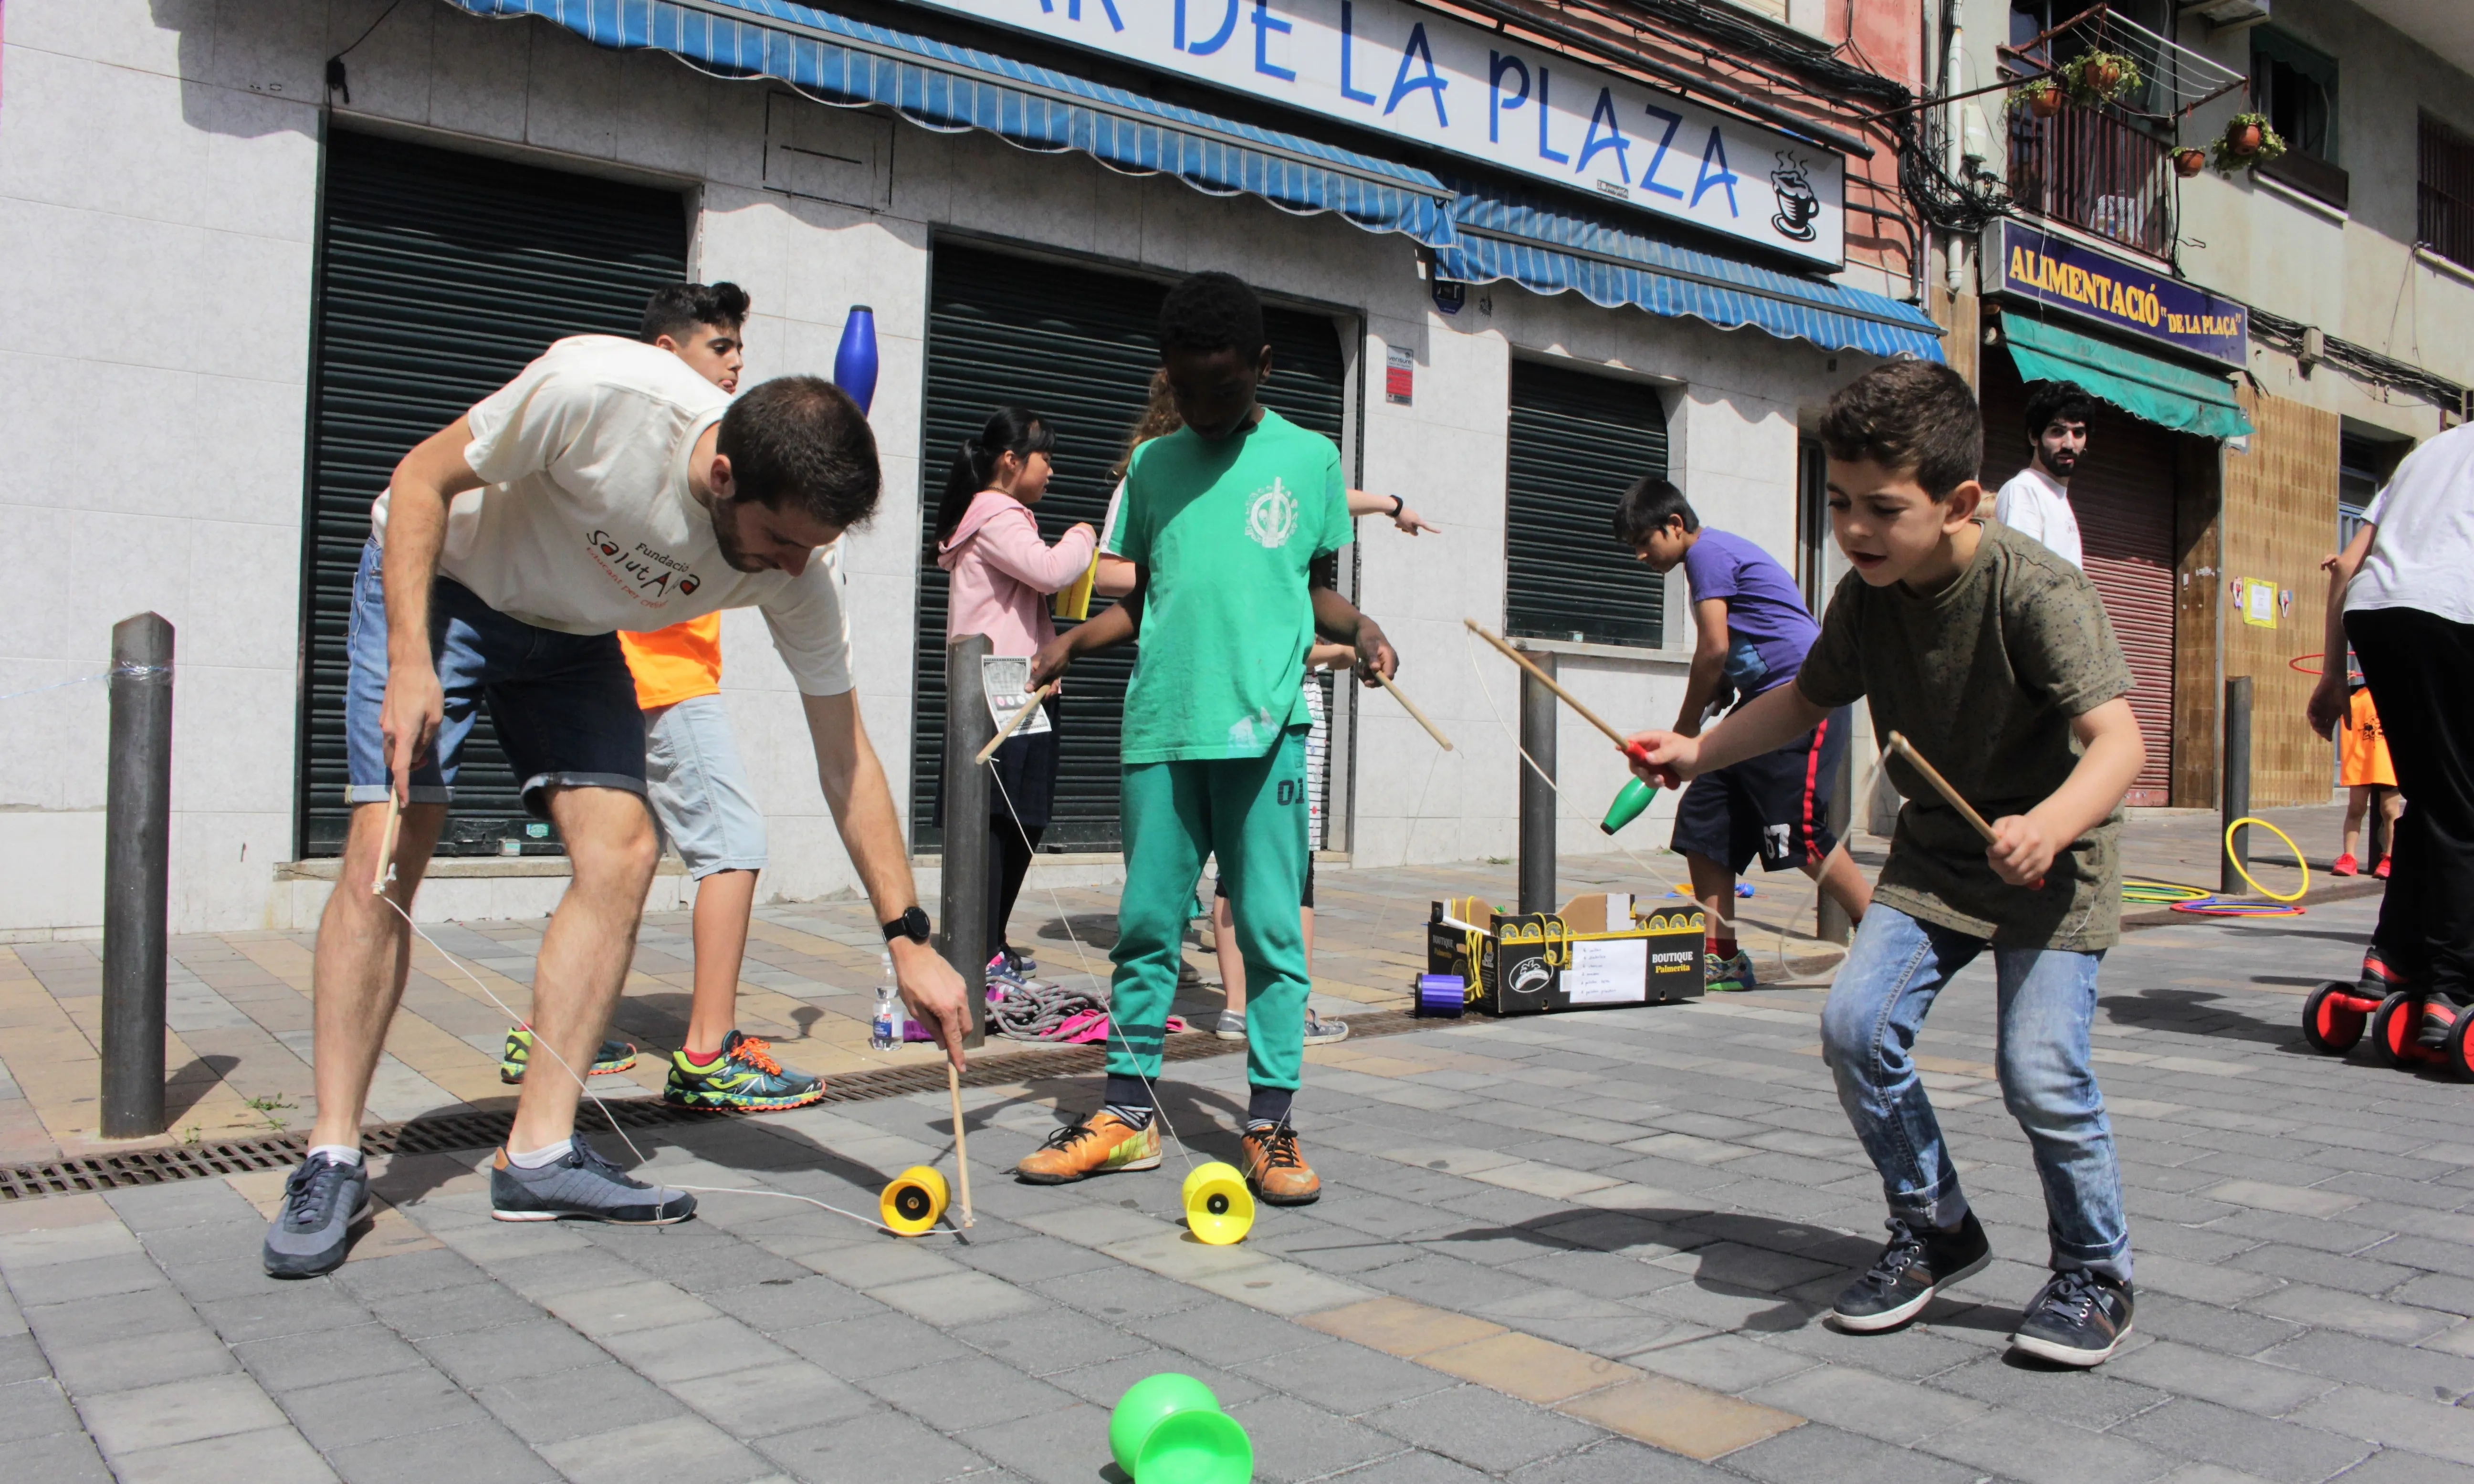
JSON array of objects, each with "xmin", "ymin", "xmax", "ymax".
[{"xmin": 1105, "ymin": 411, "xmax": 1350, "ymax": 765}]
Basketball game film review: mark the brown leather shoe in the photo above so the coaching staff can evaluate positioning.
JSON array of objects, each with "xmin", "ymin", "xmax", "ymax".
[
  {"xmin": 1240, "ymin": 1124, "xmax": 1321, "ymax": 1205},
  {"xmin": 1013, "ymin": 1110, "xmax": 1162, "ymax": 1184}
]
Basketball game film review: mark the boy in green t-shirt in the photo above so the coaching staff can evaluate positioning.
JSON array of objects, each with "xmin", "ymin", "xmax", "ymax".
[
  {"xmin": 1626, "ymin": 361, "xmax": 2148, "ymax": 1368},
  {"xmin": 1017, "ymin": 272, "xmax": 1397, "ymax": 1205}
]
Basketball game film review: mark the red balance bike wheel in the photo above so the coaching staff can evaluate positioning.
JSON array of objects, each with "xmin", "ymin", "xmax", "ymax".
[
  {"xmin": 2371, "ymin": 992, "xmax": 2432, "ymax": 1069},
  {"xmin": 2302, "ymin": 982, "xmax": 2370, "ymax": 1055}
]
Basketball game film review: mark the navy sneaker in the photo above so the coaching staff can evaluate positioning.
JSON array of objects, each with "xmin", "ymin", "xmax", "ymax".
[
  {"xmin": 1831, "ymin": 1212, "xmax": 1991, "ymax": 1332},
  {"xmin": 489, "ymin": 1136, "xmax": 696, "ymax": 1224},
  {"xmin": 2011, "ymin": 1268, "xmax": 2134, "ymax": 1367},
  {"xmin": 262, "ymin": 1151, "xmax": 371, "ymax": 1278}
]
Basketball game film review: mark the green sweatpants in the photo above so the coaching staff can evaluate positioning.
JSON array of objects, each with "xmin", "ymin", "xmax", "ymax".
[{"xmin": 1109, "ymin": 729, "xmax": 1311, "ymax": 1092}]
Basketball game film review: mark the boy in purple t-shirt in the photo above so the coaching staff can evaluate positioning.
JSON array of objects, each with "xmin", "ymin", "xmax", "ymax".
[{"xmin": 1614, "ymin": 477, "xmax": 1872, "ymax": 989}]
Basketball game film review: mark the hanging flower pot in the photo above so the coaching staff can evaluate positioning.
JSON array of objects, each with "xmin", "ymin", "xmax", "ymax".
[
  {"xmin": 2210, "ymin": 113, "xmax": 2287, "ymax": 175},
  {"xmin": 2174, "ymin": 147, "xmax": 2207, "ymax": 179},
  {"xmin": 2011, "ymin": 78, "xmax": 2065, "ymax": 118},
  {"xmin": 2061, "ymin": 50, "xmax": 2143, "ymax": 106}
]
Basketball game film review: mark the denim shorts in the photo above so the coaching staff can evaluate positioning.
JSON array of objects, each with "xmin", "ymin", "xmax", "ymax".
[
  {"xmin": 644, "ymin": 692, "xmax": 768, "ymax": 879},
  {"xmin": 345, "ymin": 539, "xmax": 648, "ymax": 817}
]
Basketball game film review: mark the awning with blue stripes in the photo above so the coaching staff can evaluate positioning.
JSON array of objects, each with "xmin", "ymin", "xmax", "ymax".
[
  {"xmin": 441, "ymin": 0, "xmax": 1454, "ymax": 244},
  {"xmin": 444, "ymin": 0, "xmax": 1939, "ymax": 361},
  {"xmin": 1437, "ymin": 184, "xmax": 1946, "ymax": 361}
]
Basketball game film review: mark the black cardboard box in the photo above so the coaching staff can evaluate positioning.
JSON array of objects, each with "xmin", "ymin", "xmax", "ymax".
[{"xmin": 1424, "ymin": 892, "xmax": 1705, "ymax": 1016}]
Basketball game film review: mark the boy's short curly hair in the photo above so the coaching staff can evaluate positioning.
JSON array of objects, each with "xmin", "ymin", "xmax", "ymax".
[
  {"xmin": 1818, "ymin": 361, "xmax": 1984, "ymax": 500},
  {"xmin": 1158, "ymin": 271, "xmax": 1266, "ymax": 357}
]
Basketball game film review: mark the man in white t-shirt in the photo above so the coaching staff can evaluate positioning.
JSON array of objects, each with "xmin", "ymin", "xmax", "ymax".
[
  {"xmin": 1992, "ymin": 381, "xmax": 2092, "ymax": 569},
  {"xmin": 265, "ymin": 335, "xmax": 970, "ymax": 1277},
  {"xmin": 2308, "ymin": 423, "xmax": 2474, "ymax": 1056}
]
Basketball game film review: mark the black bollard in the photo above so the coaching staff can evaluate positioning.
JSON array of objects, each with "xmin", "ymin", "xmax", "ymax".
[
  {"xmin": 937, "ymin": 635, "xmax": 991, "ymax": 1048},
  {"xmin": 1517, "ymin": 648, "xmax": 1557, "ymax": 915},
  {"xmin": 102, "ymin": 613, "xmax": 174, "ymax": 1138},
  {"xmin": 2222, "ymin": 676, "xmax": 2252, "ymax": 896}
]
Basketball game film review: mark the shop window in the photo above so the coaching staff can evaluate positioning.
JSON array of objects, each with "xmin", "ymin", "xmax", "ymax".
[
  {"xmin": 2423, "ymin": 113, "xmax": 2474, "ymax": 272},
  {"xmin": 1795, "ymin": 437, "xmax": 1830, "ymax": 615},
  {"xmin": 1503, "ymin": 361, "xmax": 1667, "ymax": 650}
]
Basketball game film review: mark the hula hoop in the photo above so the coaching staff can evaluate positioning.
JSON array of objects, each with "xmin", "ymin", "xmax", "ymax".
[
  {"xmin": 2222, "ymin": 816, "xmax": 2310, "ymax": 903},
  {"xmin": 2288, "ymin": 653, "xmax": 2323, "ymax": 676},
  {"xmin": 2171, "ymin": 898, "xmax": 2305, "ymax": 917},
  {"xmin": 2123, "ymin": 876, "xmax": 2211, "ymax": 904}
]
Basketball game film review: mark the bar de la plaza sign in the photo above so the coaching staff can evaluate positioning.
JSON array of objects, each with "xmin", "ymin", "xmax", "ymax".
[{"xmin": 902, "ymin": 0, "xmax": 1850, "ymax": 267}]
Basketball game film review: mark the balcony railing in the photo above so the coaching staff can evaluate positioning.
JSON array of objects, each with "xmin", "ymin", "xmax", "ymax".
[{"xmin": 2008, "ymin": 104, "xmax": 2174, "ymax": 260}]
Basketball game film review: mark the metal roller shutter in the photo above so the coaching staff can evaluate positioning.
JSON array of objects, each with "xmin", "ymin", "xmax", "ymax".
[
  {"xmin": 912, "ymin": 247, "xmax": 1352, "ymax": 853},
  {"xmin": 1504, "ymin": 362, "xmax": 1667, "ymax": 649},
  {"xmin": 1981, "ymin": 354, "xmax": 2177, "ymax": 805},
  {"xmin": 298, "ymin": 131, "xmax": 688, "ymax": 857}
]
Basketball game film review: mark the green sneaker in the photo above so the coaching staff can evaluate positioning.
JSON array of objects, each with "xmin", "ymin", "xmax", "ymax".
[
  {"xmin": 661, "ymin": 1030, "xmax": 825, "ymax": 1112},
  {"xmin": 1704, "ymin": 950, "xmax": 1759, "ymax": 993},
  {"xmin": 500, "ymin": 1028, "xmax": 638, "ymax": 1084}
]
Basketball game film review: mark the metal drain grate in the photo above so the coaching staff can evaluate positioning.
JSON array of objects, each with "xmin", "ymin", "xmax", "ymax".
[{"xmin": 0, "ymin": 1005, "xmax": 1433, "ymax": 1200}]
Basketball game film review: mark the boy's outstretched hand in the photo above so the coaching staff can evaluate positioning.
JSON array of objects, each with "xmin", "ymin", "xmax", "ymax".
[
  {"xmin": 1986, "ymin": 812, "xmax": 2060, "ymax": 887},
  {"xmin": 1620, "ymin": 730, "xmax": 1694, "ymax": 790}
]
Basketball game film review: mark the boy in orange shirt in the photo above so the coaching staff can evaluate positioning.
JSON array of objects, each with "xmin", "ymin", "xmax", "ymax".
[{"xmin": 498, "ymin": 282, "xmax": 823, "ymax": 1111}]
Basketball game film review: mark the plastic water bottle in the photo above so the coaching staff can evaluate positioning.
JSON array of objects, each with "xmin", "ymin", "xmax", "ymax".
[{"xmin": 870, "ymin": 953, "xmax": 900, "ymax": 1050}]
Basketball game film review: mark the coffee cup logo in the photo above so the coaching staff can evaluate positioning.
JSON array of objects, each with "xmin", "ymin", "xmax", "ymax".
[{"xmin": 1771, "ymin": 153, "xmax": 1820, "ymax": 243}]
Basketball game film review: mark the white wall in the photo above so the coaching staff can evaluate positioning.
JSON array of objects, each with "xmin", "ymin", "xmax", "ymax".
[{"xmin": 0, "ymin": 0, "xmax": 1871, "ymax": 932}]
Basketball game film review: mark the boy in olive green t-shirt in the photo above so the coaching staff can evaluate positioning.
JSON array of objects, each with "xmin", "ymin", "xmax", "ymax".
[
  {"xmin": 1627, "ymin": 362, "xmax": 2149, "ymax": 1370},
  {"xmin": 1017, "ymin": 272, "xmax": 1397, "ymax": 1205}
]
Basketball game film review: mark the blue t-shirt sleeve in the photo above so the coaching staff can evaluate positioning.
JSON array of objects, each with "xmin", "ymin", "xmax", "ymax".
[{"xmin": 1680, "ymin": 536, "xmax": 1740, "ymax": 607}]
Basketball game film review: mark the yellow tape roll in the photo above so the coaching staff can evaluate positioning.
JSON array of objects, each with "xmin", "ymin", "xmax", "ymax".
[{"xmin": 2223, "ymin": 817, "xmax": 2310, "ymax": 904}]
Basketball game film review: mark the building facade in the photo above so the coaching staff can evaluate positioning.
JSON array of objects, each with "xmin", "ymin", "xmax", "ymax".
[
  {"xmin": 1932, "ymin": 0, "xmax": 2474, "ymax": 809},
  {"xmin": 1, "ymin": 0, "xmax": 1937, "ymax": 937}
]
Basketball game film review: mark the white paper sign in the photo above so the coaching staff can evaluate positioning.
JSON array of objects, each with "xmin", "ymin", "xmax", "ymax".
[
  {"xmin": 1562, "ymin": 937, "xmax": 1648, "ymax": 1005},
  {"xmin": 897, "ymin": 0, "xmax": 1846, "ymax": 265},
  {"xmin": 982, "ymin": 656, "xmax": 1053, "ymax": 737}
]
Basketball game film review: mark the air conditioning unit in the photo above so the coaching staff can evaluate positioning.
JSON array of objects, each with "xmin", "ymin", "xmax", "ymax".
[{"xmin": 2181, "ymin": 0, "xmax": 2270, "ymax": 33}]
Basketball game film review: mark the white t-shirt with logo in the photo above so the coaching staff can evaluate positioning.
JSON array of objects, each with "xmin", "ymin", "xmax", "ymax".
[
  {"xmin": 2348, "ymin": 422, "xmax": 2474, "ymax": 627},
  {"xmin": 371, "ymin": 335, "xmax": 854, "ymax": 696},
  {"xmin": 1993, "ymin": 465, "xmax": 2084, "ymax": 570}
]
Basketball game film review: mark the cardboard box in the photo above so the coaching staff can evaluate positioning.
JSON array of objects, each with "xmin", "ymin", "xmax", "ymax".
[{"xmin": 1424, "ymin": 893, "xmax": 1705, "ymax": 1016}]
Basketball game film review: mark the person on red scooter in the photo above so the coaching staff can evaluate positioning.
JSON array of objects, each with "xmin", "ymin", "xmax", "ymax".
[{"xmin": 2309, "ymin": 423, "xmax": 2474, "ymax": 1064}]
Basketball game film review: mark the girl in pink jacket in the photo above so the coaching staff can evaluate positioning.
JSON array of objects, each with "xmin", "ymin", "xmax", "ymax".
[{"xmin": 932, "ymin": 407, "xmax": 1097, "ymax": 983}]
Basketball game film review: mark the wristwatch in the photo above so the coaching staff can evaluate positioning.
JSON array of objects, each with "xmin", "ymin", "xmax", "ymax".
[{"xmin": 881, "ymin": 905, "xmax": 931, "ymax": 945}]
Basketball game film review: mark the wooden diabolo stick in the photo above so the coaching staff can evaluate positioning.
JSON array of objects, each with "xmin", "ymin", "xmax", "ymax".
[
  {"xmin": 1371, "ymin": 670, "xmax": 1453, "ymax": 751},
  {"xmin": 1463, "ymin": 620, "xmax": 1632, "ymax": 750},
  {"xmin": 974, "ymin": 680, "xmax": 1058, "ymax": 767},
  {"xmin": 947, "ymin": 1061, "xmax": 974, "ymax": 1227},
  {"xmin": 371, "ymin": 787, "xmax": 403, "ymax": 898},
  {"xmin": 1885, "ymin": 731, "xmax": 2045, "ymax": 889}
]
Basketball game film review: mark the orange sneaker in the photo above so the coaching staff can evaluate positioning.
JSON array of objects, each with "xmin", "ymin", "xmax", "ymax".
[
  {"xmin": 1240, "ymin": 1124, "xmax": 1322, "ymax": 1206},
  {"xmin": 1014, "ymin": 1110, "xmax": 1162, "ymax": 1184}
]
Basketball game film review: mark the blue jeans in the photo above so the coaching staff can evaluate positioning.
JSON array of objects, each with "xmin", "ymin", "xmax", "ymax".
[
  {"xmin": 1821, "ymin": 904, "xmax": 2131, "ymax": 1283},
  {"xmin": 345, "ymin": 539, "xmax": 648, "ymax": 817}
]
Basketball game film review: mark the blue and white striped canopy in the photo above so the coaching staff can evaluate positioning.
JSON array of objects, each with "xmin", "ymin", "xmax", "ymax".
[{"xmin": 442, "ymin": 0, "xmax": 1940, "ymax": 361}]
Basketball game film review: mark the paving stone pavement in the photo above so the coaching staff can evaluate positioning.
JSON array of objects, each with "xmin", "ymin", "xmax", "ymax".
[{"xmin": 14, "ymin": 890, "xmax": 2474, "ymax": 1482}]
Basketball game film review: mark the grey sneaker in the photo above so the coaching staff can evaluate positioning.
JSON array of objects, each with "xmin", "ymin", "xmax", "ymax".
[
  {"xmin": 1302, "ymin": 1008, "xmax": 1351, "ymax": 1046},
  {"xmin": 262, "ymin": 1151, "xmax": 370, "ymax": 1278},
  {"xmin": 2010, "ymin": 1268, "xmax": 2134, "ymax": 1367},
  {"xmin": 490, "ymin": 1136, "xmax": 696, "ymax": 1224},
  {"xmin": 1211, "ymin": 1009, "xmax": 1248, "ymax": 1041}
]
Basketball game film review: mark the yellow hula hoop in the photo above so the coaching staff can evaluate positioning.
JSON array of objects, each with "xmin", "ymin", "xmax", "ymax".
[{"xmin": 2224, "ymin": 817, "xmax": 2310, "ymax": 903}]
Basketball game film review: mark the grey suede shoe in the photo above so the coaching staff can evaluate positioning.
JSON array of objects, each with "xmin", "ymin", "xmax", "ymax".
[{"xmin": 489, "ymin": 1136, "xmax": 695, "ymax": 1224}]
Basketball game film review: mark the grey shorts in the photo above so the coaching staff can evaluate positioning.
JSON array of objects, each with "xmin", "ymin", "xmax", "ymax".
[{"xmin": 644, "ymin": 693, "xmax": 767, "ymax": 879}]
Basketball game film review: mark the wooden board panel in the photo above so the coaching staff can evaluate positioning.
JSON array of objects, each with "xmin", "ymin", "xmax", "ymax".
[{"xmin": 2220, "ymin": 388, "xmax": 2340, "ymax": 807}]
